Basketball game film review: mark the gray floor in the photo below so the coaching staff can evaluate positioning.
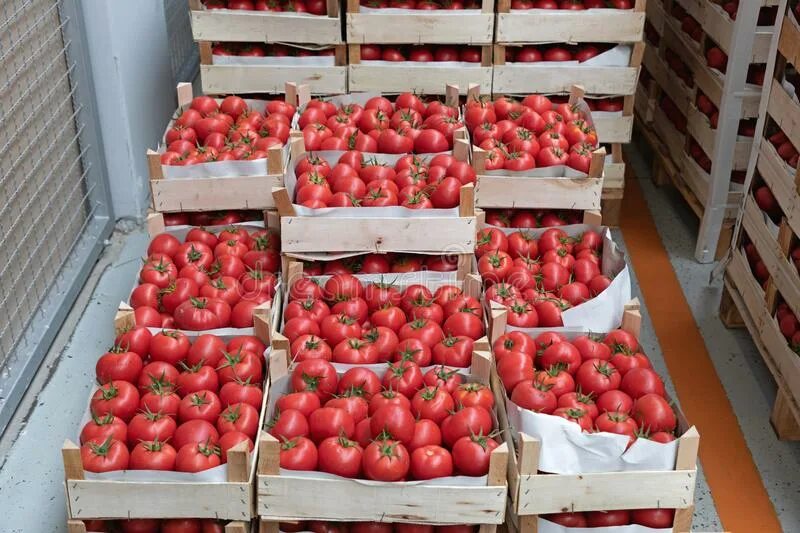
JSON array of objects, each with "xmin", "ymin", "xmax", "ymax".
[{"xmin": 0, "ymin": 140, "xmax": 798, "ymax": 532}]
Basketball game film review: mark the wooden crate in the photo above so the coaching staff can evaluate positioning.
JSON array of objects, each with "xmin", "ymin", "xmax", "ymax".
[
  {"xmin": 646, "ymin": 0, "xmax": 667, "ymax": 36},
  {"xmin": 346, "ymin": 0, "xmax": 494, "ymax": 44},
  {"xmin": 473, "ymin": 147, "xmax": 605, "ymax": 211},
  {"xmin": 63, "ymin": 315, "xmax": 279, "ymax": 521},
  {"xmin": 149, "ymin": 83, "xmax": 301, "ymax": 213},
  {"xmin": 199, "ymin": 43, "xmax": 347, "ymax": 95},
  {"xmin": 492, "ymin": 43, "xmax": 644, "ymax": 95},
  {"xmin": 114, "ymin": 212, "xmax": 278, "ymax": 340},
  {"xmin": 642, "ymin": 39, "xmax": 692, "ymax": 116},
  {"xmin": 256, "ymin": 347, "xmax": 507, "ymax": 530},
  {"xmin": 188, "ymin": 0, "xmax": 342, "ymax": 45},
  {"xmin": 490, "ymin": 303, "xmax": 699, "ymax": 531},
  {"xmin": 700, "ymin": 0, "xmax": 774, "ymax": 62},
  {"xmin": 347, "ymin": 45, "xmax": 493, "ymax": 94},
  {"xmin": 67, "ymin": 520, "xmax": 252, "ymax": 533},
  {"xmin": 755, "ymin": 137, "xmax": 800, "ymax": 239},
  {"xmin": 495, "ymin": 0, "xmax": 645, "ymax": 44},
  {"xmin": 723, "ymin": 242, "xmax": 800, "ymax": 440},
  {"xmin": 273, "ymin": 137, "xmax": 477, "ymax": 254}
]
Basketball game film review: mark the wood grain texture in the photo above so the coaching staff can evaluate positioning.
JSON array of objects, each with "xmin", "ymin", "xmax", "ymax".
[
  {"xmin": 496, "ymin": 10, "xmax": 644, "ymax": 43},
  {"xmin": 201, "ymin": 65, "xmax": 346, "ymax": 95},
  {"xmin": 348, "ymin": 65, "xmax": 492, "ymax": 95},
  {"xmin": 347, "ymin": 12, "xmax": 494, "ymax": 44},
  {"xmin": 191, "ymin": 10, "xmax": 342, "ymax": 44},
  {"xmin": 492, "ymin": 64, "xmax": 639, "ymax": 95}
]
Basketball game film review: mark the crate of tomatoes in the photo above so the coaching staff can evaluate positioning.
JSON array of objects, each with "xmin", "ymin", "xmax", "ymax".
[
  {"xmin": 273, "ymin": 89, "xmax": 478, "ymax": 254},
  {"xmin": 117, "ymin": 213, "xmax": 280, "ymax": 337},
  {"xmin": 62, "ymin": 300, "xmax": 280, "ymax": 520},
  {"xmin": 68, "ymin": 518, "xmax": 248, "ymax": 533},
  {"xmin": 466, "ymin": 85, "xmax": 605, "ymax": 211},
  {"xmin": 476, "ymin": 216, "xmax": 631, "ymax": 334},
  {"xmin": 256, "ymin": 271, "xmax": 508, "ymax": 528},
  {"xmin": 345, "ymin": 0, "xmax": 494, "ymax": 45},
  {"xmin": 149, "ymin": 83, "xmax": 301, "ymax": 213},
  {"xmin": 189, "ymin": 0, "xmax": 343, "ymax": 46},
  {"xmin": 491, "ymin": 302, "xmax": 699, "ymax": 533}
]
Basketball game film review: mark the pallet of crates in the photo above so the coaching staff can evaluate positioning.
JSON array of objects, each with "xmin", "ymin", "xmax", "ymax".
[
  {"xmin": 115, "ymin": 210, "xmax": 281, "ymax": 340},
  {"xmin": 487, "ymin": 301, "xmax": 699, "ymax": 533},
  {"xmin": 257, "ymin": 268, "xmax": 508, "ymax": 532},
  {"xmin": 190, "ymin": 0, "xmax": 346, "ymax": 96},
  {"xmin": 492, "ymin": 4, "xmax": 644, "ymax": 226},
  {"xmin": 67, "ymin": 519, "xmax": 251, "ymax": 533},
  {"xmin": 720, "ymin": 5, "xmax": 800, "ymax": 440},
  {"xmin": 148, "ymin": 82, "xmax": 306, "ymax": 214},
  {"xmin": 465, "ymin": 84, "xmax": 606, "ymax": 216},
  {"xmin": 650, "ymin": 1, "xmax": 774, "ymax": 261},
  {"xmin": 62, "ymin": 283, "xmax": 282, "ymax": 521}
]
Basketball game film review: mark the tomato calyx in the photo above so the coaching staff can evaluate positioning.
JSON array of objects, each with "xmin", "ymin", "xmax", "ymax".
[
  {"xmin": 188, "ymin": 391, "xmax": 212, "ymax": 408},
  {"xmin": 572, "ymin": 387, "xmax": 595, "ymax": 405},
  {"xmin": 395, "ymin": 345, "xmax": 421, "ymax": 362},
  {"xmin": 408, "ymin": 318, "xmax": 430, "ymax": 330},
  {"xmin": 592, "ymin": 361, "xmax": 617, "ymax": 378},
  {"xmin": 336, "ymin": 314, "xmax": 358, "ymax": 326},
  {"xmin": 418, "ymin": 386, "xmax": 441, "ymax": 401},
  {"xmin": 141, "ymin": 437, "xmax": 170, "ymax": 453},
  {"xmin": 140, "ymin": 404, "xmax": 168, "ymax": 421},
  {"xmin": 561, "ymin": 407, "xmax": 588, "ymax": 421},
  {"xmin": 467, "ymin": 430, "xmax": 498, "ymax": 451},
  {"xmin": 431, "ymin": 365, "xmax": 459, "ymax": 381},
  {"xmin": 543, "ymin": 362, "xmax": 568, "ymax": 377},
  {"xmin": 441, "ymin": 334, "xmax": 461, "ymax": 348},
  {"xmin": 189, "ymin": 296, "xmax": 209, "ymax": 309},
  {"xmin": 385, "ymin": 361, "xmax": 413, "ymax": 379},
  {"xmin": 98, "ymin": 382, "xmax": 121, "ymax": 400},
  {"xmin": 221, "ymin": 404, "xmax": 243, "ymax": 423},
  {"xmin": 90, "ymin": 411, "xmax": 116, "ymax": 426},
  {"xmin": 186, "ymin": 244, "xmax": 205, "ymax": 263},
  {"xmin": 197, "ymin": 437, "xmax": 221, "ymax": 458},
  {"xmin": 602, "ymin": 411, "xmax": 632, "ymax": 423},
  {"xmin": 87, "ymin": 436, "xmax": 116, "ymax": 457},
  {"xmin": 373, "ymin": 438, "xmax": 402, "ymax": 459}
]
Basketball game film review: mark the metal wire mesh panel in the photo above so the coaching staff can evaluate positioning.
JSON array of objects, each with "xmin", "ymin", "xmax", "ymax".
[
  {"xmin": 164, "ymin": 0, "xmax": 198, "ymax": 84},
  {"xmin": 0, "ymin": 0, "xmax": 113, "ymax": 433}
]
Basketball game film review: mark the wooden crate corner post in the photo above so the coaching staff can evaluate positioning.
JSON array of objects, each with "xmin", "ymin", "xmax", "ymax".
[{"xmin": 114, "ymin": 303, "xmax": 135, "ymax": 336}]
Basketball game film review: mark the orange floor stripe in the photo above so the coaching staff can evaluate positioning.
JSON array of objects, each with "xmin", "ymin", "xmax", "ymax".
[{"xmin": 619, "ymin": 177, "xmax": 782, "ymax": 533}]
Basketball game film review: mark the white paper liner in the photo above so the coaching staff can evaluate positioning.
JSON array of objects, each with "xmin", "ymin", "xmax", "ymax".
[
  {"xmin": 265, "ymin": 366, "xmax": 493, "ymax": 487},
  {"xmin": 79, "ymin": 343, "xmax": 271, "ymax": 483},
  {"xmin": 159, "ymin": 96, "xmax": 291, "ymax": 179},
  {"xmin": 127, "ymin": 221, "xmax": 277, "ymax": 338},
  {"xmin": 538, "ymin": 518, "xmax": 671, "ymax": 533},
  {"xmin": 506, "ymin": 44, "xmax": 631, "ymax": 67},
  {"xmin": 359, "ymin": 59, "xmax": 486, "ymax": 68},
  {"xmin": 358, "ymin": 6, "xmax": 481, "ymax": 12},
  {"xmin": 486, "ymin": 224, "xmax": 631, "ymax": 332},
  {"xmin": 212, "ymin": 54, "xmax": 337, "ymax": 66},
  {"xmin": 286, "ymin": 149, "xmax": 462, "ymax": 218}
]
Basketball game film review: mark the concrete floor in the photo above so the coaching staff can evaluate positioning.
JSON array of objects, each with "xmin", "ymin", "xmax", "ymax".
[{"xmin": 0, "ymin": 139, "xmax": 798, "ymax": 532}]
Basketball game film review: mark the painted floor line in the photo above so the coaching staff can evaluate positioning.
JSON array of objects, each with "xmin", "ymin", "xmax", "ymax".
[{"xmin": 619, "ymin": 176, "xmax": 782, "ymax": 533}]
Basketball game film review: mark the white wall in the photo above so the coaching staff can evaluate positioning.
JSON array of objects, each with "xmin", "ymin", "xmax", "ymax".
[{"xmin": 80, "ymin": 1, "xmax": 178, "ymax": 221}]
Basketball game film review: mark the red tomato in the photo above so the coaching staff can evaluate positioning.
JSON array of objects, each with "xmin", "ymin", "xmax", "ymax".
[
  {"xmin": 575, "ymin": 358, "xmax": 621, "ymax": 396},
  {"xmin": 318, "ymin": 436, "xmax": 363, "ymax": 477},
  {"xmin": 291, "ymin": 359, "xmax": 338, "ymax": 400},
  {"xmin": 175, "ymin": 440, "xmax": 221, "ymax": 472},
  {"xmin": 382, "ymin": 360, "xmax": 424, "ymax": 397},
  {"xmin": 451, "ymin": 433, "xmax": 499, "ymax": 476},
  {"xmin": 280, "ymin": 436, "xmax": 318, "ymax": 471},
  {"xmin": 309, "ymin": 407, "xmax": 355, "ymax": 442},
  {"xmin": 90, "ymin": 381, "xmax": 140, "ymax": 422},
  {"xmin": 81, "ymin": 437, "xmax": 129, "ymax": 472},
  {"xmin": 362, "ymin": 439, "xmax": 410, "ymax": 481},
  {"xmin": 216, "ymin": 402, "xmax": 259, "ymax": 438},
  {"xmin": 80, "ymin": 413, "xmax": 127, "ymax": 445},
  {"xmin": 441, "ymin": 406, "xmax": 493, "ymax": 447},
  {"xmin": 620, "ymin": 367, "xmax": 666, "ymax": 399},
  {"xmin": 632, "ymin": 393, "xmax": 677, "ymax": 432},
  {"xmin": 511, "ymin": 380, "xmax": 557, "ymax": 413},
  {"xmin": 129, "ymin": 439, "xmax": 177, "ymax": 471},
  {"xmin": 410, "ymin": 445, "xmax": 453, "ymax": 479},
  {"xmin": 267, "ymin": 408, "xmax": 309, "ymax": 440}
]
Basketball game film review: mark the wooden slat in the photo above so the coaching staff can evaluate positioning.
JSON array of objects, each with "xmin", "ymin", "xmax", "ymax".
[
  {"xmin": 200, "ymin": 65, "xmax": 347, "ymax": 95},
  {"xmin": 150, "ymin": 175, "xmax": 284, "ymax": 212},
  {"xmin": 592, "ymin": 114, "xmax": 634, "ymax": 144},
  {"xmin": 495, "ymin": 9, "xmax": 644, "ymax": 44},
  {"xmin": 256, "ymin": 477, "xmax": 506, "ymax": 524},
  {"xmin": 474, "ymin": 175, "xmax": 603, "ymax": 210},
  {"xmin": 280, "ymin": 215, "xmax": 476, "ymax": 253},
  {"xmin": 778, "ymin": 13, "xmax": 800, "ymax": 69},
  {"xmin": 767, "ymin": 80, "xmax": 800, "ymax": 152},
  {"xmin": 514, "ymin": 469, "xmax": 696, "ymax": 514},
  {"xmin": 646, "ymin": 0, "xmax": 666, "ymax": 33},
  {"xmin": 190, "ymin": 10, "xmax": 342, "ymax": 44},
  {"xmin": 492, "ymin": 64, "xmax": 639, "ymax": 95},
  {"xmin": 346, "ymin": 12, "xmax": 494, "ymax": 44},
  {"xmin": 348, "ymin": 65, "xmax": 493, "ymax": 95},
  {"xmin": 65, "ymin": 480, "xmax": 252, "ymax": 520},
  {"xmin": 681, "ymin": 154, "xmax": 742, "ymax": 216}
]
